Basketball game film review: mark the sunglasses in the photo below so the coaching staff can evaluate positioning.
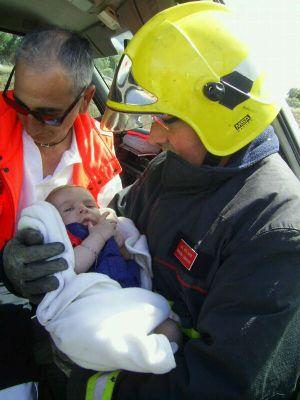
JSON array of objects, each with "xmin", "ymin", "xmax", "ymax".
[{"xmin": 2, "ymin": 66, "xmax": 86, "ymax": 126}]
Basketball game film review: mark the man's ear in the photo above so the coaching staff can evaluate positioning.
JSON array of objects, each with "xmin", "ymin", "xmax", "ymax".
[{"xmin": 79, "ymin": 85, "xmax": 96, "ymax": 114}]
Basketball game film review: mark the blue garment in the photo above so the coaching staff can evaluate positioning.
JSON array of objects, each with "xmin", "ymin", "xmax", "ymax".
[{"xmin": 66, "ymin": 222, "xmax": 141, "ymax": 288}]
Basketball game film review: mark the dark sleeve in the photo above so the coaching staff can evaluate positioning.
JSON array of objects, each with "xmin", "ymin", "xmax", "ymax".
[
  {"xmin": 109, "ymin": 152, "xmax": 165, "ymax": 219},
  {"xmin": 108, "ymin": 184, "xmax": 134, "ymax": 218},
  {"xmin": 0, "ymin": 249, "xmax": 23, "ymax": 298},
  {"xmin": 112, "ymin": 228, "xmax": 300, "ymax": 400},
  {"xmin": 109, "ymin": 158, "xmax": 163, "ymax": 224},
  {"xmin": 108, "ymin": 179, "xmax": 149, "ymax": 223},
  {"xmin": 0, "ymin": 252, "xmax": 41, "ymax": 389}
]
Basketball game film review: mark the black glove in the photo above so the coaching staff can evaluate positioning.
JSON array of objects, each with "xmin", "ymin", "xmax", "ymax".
[{"xmin": 3, "ymin": 228, "xmax": 68, "ymax": 303}]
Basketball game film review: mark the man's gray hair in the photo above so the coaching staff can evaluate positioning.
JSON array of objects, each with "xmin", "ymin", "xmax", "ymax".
[{"xmin": 15, "ymin": 28, "xmax": 94, "ymax": 93}]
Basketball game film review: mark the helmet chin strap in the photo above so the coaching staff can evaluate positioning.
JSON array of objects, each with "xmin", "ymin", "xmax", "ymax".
[{"xmin": 34, "ymin": 129, "xmax": 72, "ymax": 148}]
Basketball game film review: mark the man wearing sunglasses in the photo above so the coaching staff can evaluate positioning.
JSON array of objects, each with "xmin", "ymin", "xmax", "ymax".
[{"xmin": 0, "ymin": 28, "xmax": 121, "ymax": 399}]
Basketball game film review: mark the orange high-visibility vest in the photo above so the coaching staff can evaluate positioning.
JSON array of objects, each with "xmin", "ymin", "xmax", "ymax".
[{"xmin": 0, "ymin": 92, "xmax": 122, "ymax": 250}]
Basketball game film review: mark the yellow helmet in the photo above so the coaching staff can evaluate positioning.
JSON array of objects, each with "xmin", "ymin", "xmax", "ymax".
[{"xmin": 101, "ymin": 1, "xmax": 280, "ymax": 156}]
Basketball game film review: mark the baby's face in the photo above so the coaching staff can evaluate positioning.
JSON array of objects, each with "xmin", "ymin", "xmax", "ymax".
[{"xmin": 49, "ymin": 186, "xmax": 100, "ymax": 226}]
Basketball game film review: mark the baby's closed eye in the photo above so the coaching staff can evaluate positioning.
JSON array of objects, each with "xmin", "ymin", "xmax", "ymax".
[{"xmin": 63, "ymin": 207, "xmax": 74, "ymax": 212}]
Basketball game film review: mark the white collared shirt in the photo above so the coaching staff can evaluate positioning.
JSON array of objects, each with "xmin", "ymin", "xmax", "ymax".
[{"xmin": 17, "ymin": 129, "xmax": 122, "ymax": 222}]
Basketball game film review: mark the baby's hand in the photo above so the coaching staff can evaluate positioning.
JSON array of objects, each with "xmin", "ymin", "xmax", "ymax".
[
  {"xmin": 119, "ymin": 245, "xmax": 131, "ymax": 260},
  {"xmin": 101, "ymin": 209, "xmax": 126, "ymax": 251},
  {"xmin": 114, "ymin": 228, "xmax": 125, "ymax": 248},
  {"xmin": 88, "ymin": 211, "xmax": 117, "ymax": 242},
  {"xmin": 101, "ymin": 207, "xmax": 118, "ymax": 223}
]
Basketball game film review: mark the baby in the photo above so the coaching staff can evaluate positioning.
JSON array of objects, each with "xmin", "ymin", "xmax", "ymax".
[
  {"xmin": 46, "ymin": 185, "xmax": 140, "ymax": 287},
  {"xmin": 46, "ymin": 184, "xmax": 181, "ymax": 346}
]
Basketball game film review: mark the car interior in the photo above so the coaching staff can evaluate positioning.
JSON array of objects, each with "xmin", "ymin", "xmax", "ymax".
[{"xmin": 0, "ymin": 0, "xmax": 299, "ymax": 186}]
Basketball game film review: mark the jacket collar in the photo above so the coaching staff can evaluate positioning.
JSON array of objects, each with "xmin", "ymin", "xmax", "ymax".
[{"xmin": 162, "ymin": 126, "xmax": 279, "ymax": 190}]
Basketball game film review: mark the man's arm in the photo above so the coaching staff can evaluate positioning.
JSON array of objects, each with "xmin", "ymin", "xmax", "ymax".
[{"xmin": 108, "ymin": 227, "xmax": 300, "ymax": 399}]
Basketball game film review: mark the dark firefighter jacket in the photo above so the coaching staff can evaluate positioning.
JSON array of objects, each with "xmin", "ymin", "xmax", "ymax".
[{"xmin": 109, "ymin": 126, "xmax": 300, "ymax": 400}]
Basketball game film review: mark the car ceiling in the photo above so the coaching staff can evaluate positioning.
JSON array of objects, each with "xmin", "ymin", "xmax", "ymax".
[{"xmin": 0, "ymin": 0, "xmax": 183, "ymax": 57}]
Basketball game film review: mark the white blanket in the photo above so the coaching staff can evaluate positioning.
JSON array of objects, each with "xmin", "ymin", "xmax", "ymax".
[{"xmin": 18, "ymin": 201, "xmax": 175, "ymax": 374}]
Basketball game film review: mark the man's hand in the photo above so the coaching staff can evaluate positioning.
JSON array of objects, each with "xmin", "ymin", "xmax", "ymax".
[
  {"xmin": 154, "ymin": 318, "xmax": 182, "ymax": 347},
  {"xmin": 3, "ymin": 228, "xmax": 68, "ymax": 304}
]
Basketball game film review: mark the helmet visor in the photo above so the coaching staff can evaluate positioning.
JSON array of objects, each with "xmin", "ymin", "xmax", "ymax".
[
  {"xmin": 109, "ymin": 54, "xmax": 157, "ymax": 106},
  {"xmin": 100, "ymin": 107, "xmax": 154, "ymax": 133},
  {"xmin": 101, "ymin": 107, "xmax": 179, "ymax": 134}
]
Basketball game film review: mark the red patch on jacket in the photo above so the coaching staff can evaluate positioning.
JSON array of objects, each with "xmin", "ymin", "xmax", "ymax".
[{"xmin": 174, "ymin": 239, "xmax": 198, "ymax": 270}]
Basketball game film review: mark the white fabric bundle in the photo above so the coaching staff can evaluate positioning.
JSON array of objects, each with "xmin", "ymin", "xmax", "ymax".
[{"xmin": 18, "ymin": 201, "xmax": 175, "ymax": 374}]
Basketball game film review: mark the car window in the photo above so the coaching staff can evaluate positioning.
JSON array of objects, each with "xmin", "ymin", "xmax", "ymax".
[
  {"xmin": 287, "ymin": 89, "xmax": 300, "ymax": 127},
  {"xmin": 94, "ymin": 55, "xmax": 122, "ymax": 88},
  {"xmin": 224, "ymin": 0, "xmax": 300, "ymax": 128},
  {"xmin": 93, "ymin": 30, "xmax": 132, "ymax": 89},
  {"xmin": 0, "ymin": 31, "xmax": 20, "ymax": 91}
]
